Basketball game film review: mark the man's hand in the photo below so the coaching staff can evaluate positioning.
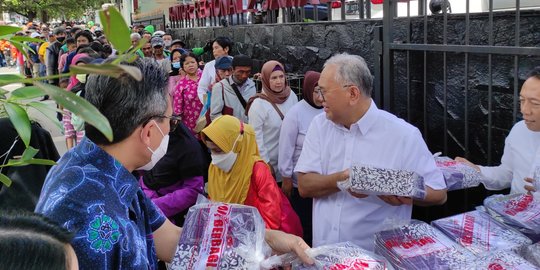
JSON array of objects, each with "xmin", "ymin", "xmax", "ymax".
[
  {"xmin": 348, "ymin": 190, "xmax": 369, "ymax": 199},
  {"xmin": 525, "ymin": 177, "xmax": 536, "ymax": 194},
  {"xmin": 455, "ymin": 157, "xmax": 481, "ymax": 172},
  {"xmin": 282, "ymin": 177, "xmax": 293, "ymax": 198},
  {"xmin": 265, "ymin": 229, "xmax": 314, "ymax": 266},
  {"xmin": 378, "ymin": 195, "xmax": 413, "ymax": 206}
]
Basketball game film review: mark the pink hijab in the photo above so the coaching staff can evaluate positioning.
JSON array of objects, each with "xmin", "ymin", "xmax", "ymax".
[{"xmin": 66, "ymin": 53, "xmax": 90, "ymax": 91}]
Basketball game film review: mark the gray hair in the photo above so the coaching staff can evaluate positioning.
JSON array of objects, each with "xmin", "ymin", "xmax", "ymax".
[
  {"xmin": 130, "ymin": 33, "xmax": 141, "ymax": 40},
  {"xmin": 324, "ymin": 53, "xmax": 373, "ymax": 97},
  {"xmin": 84, "ymin": 58, "xmax": 169, "ymax": 145}
]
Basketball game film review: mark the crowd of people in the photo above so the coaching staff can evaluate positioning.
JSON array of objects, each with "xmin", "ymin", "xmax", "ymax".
[{"xmin": 2, "ymin": 18, "xmax": 540, "ymax": 270}]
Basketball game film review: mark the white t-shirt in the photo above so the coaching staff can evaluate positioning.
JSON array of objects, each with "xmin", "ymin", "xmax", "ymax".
[
  {"xmin": 480, "ymin": 120, "xmax": 540, "ymax": 194},
  {"xmin": 294, "ymin": 100, "xmax": 446, "ymax": 250},
  {"xmin": 248, "ymin": 93, "xmax": 298, "ymax": 182},
  {"xmin": 197, "ymin": 60, "xmax": 216, "ymax": 103}
]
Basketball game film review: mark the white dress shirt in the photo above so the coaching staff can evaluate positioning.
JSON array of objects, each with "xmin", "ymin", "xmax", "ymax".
[
  {"xmin": 294, "ymin": 100, "xmax": 446, "ymax": 250},
  {"xmin": 278, "ymin": 100, "xmax": 323, "ymax": 187},
  {"xmin": 197, "ymin": 59, "xmax": 216, "ymax": 103},
  {"xmin": 479, "ymin": 120, "xmax": 540, "ymax": 194},
  {"xmin": 249, "ymin": 93, "xmax": 298, "ymax": 182}
]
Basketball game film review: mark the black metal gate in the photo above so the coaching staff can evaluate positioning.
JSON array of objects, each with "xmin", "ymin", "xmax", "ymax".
[{"xmin": 375, "ymin": 0, "xmax": 540, "ymax": 220}]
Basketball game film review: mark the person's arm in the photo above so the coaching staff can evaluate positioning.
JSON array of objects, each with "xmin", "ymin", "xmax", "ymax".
[
  {"xmin": 248, "ymin": 100, "xmax": 270, "ymax": 162},
  {"xmin": 210, "ymin": 82, "xmax": 224, "ymax": 121},
  {"xmin": 252, "ymin": 162, "xmax": 282, "ymax": 229},
  {"xmin": 456, "ymin": 135, "xmax": 514, "ymax": 191},
  {"xmin": 45, "ymin": 47, "xmax": 55, "ymax": 83},
  {"xmin": 197, "ymin": 63, "xmax": 212, "ymax": 103},
  {"xmin": 153, "ymin": 219, "xmax": 182, "ymax": 262},
  {"xmin": 264, "ymin": 229, "xmax": 314, "ymax": 266},
  {"xmin": 149, "ymin": 176, "xmax": 203, "ymax": 218},
  {"xmin": 278, "ymin": 112, "xmax": 299, "ymax": 197},
  {"xmin": 297, "ymin": 171, "xmax": 348, "ymax": 198}
]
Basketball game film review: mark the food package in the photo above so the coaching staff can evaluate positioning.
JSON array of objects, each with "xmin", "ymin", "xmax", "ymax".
[
  {"xmin": 520, "ymin": 243, "xmax": 540, "ymax": 268},
  {"xmin": 434, "ymin": 156, "xmax": 483, "ymax": 191},
  {"xmin": 169, "ymin": 202, "xmax": 270, "ymax": 269},
  {"xmin": 483, "ymin": 193, "xmax": 540, "ymax": 235},
  {"xmin": 374, "ymin": 220, "xmax": 474, "ymax": 270},
  {"xmin": 461, "ymin": 250, "xmax": 539, "ymax": 269},
  {"xmin": 293, "ymin": 242, "xmax": 394, "ymax": 270},
  {"xmin": 348, "ymin": 165, "xmax": 426, "ymax": 199},
  {"xmin": 432, "ymin": 210, "xmax": 531, "ymax": 255}
]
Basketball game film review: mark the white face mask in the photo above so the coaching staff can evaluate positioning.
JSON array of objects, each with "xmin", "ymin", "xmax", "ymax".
[
  {"xmin": 76, "ymin": 74, "xmax": 87, "ymax": 84},
  {"xmin": 164, "ymin": 40, "xmax": 172, "ymax": 47},
  {"xmin": 137, "ymin": 120, "xmax": 169, "ymax": 171},
  {"xmin": 211, "ymin": 134, "xmax": 241, "ymax": 173}
]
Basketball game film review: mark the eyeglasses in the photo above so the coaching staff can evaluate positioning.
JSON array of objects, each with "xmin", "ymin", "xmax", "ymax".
[
  {"xmin": 315, "ymin": 84, "xmax": 354, "ymax": 102},
  {"xmin": 142, "ymin": 114, "xmax": 182, "ymax": 133}
]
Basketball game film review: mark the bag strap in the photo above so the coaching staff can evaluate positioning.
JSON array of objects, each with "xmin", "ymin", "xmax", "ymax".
[
  {"xmin": 229, "ymin": 80, "xmax": 247, "ymax": 109},
  {"xmin": 251, "ymin": 94, "xmax": 284, "ymax": 120}
]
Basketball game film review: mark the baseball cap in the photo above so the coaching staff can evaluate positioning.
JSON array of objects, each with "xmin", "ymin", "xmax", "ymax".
[
  {"xmin": 215, "ymin": 56, "xmax": 233, "ymax": 70},
  {"xmin": 151, "ymin": 37, "xmax": 164, "ymax": 48},
  {"xmin": 171, "ymin": 39, "xmax": 185, "ymax": 47},
  {"xmin": 30, "ymin": 32, "xmax": 42, "ymax": 38}
]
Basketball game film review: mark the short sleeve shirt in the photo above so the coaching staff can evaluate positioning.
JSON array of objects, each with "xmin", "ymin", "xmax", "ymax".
[
  {"xmin": 35, "ymin": 137, "xmax": 166, "ymax": 270},
  {"xmin": 294, "ymin": 100, "xmax": 446, "ymax": 250}
]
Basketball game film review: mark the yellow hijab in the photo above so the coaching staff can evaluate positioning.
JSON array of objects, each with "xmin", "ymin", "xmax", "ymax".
[{"xmin": 201, "ymin": 115, "xmax": 263, "ymax": 204}]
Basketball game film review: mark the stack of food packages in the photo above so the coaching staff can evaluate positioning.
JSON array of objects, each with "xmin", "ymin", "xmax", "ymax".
[
  {"xmin": 374, "ymin": 220, "xmax": 475, "ymax": 269},
  {"xmin": 434, "ymin": 156, "xmax": 484, "ymax": 191},
  {"xmin": 169, "ymin": 202, "xmax": 270, "ymax": 270},
  {"xmin": 292, "ymin": 242, "xmax": 394, "ymax": 270}
]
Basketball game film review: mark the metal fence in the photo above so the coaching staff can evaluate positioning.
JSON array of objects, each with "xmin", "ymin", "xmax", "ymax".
[
  {"xmin": 374, "ymin": 0, "xmax": 540, "ymax": 220},
  {"xmin": 378, "ymin": 0, "xmax": 540, "ymax": 164}
]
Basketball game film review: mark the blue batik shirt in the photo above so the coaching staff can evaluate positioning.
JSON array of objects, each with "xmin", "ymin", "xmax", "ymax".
[{"xmin": 36, "ymin": 137, "xmax": 166, "ymax": 270}]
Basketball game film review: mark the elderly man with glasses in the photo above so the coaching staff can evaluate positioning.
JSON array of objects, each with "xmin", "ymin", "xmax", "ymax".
[
  {"xmin": 35, "ymin": 58, "xmax": 313, "ymax": 269},
  {"xmin": 295, "ymin": 53, "xmax": 448, "ymax": 251}
]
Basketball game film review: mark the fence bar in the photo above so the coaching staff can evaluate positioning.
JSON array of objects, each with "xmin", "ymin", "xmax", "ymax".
[
  {"xmin": 382, "ymin": 0, "xmax": 395, "ymax": 111},
  {"xmin": 366, "ymin": 0, "xmax": 371, "ymax": 19},
  {"xmin": 406, "ymin": 0, "xmax": 411, "ymax": 122},
  {"xmin": 423, "ymin": 0, "xmax": 428, "ymax": 140},
  {"xmin": 341, "ymin": 0, "xmax": 346, "ymax": 20},
  {"xmin": 443, "ymin": 0, "xmax": 449, "ymax": 154},
  {"xmin": 464, "ymin": 0, "xmax": 470, "ymax": 158},
  {"xmin": 513, "ymin": 0, "xmax": 521, "ymax": 123},
  {"xmin": 388, "ymin": 44, "xmax": 540, "ymax": 56},
  {"xmin": 487, "ymin": 0, "xmax": 494, "ymax": 165}
]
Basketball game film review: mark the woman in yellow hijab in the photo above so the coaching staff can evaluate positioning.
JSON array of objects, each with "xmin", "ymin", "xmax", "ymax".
[{"xmin": 201, "ymin": 115, "xmax": 302, "ymax": 237}]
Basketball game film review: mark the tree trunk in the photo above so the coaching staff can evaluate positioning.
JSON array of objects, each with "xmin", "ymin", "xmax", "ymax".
[{"xmin": 27, "ymin": 11, "xmax": 37, "ymax": 22}]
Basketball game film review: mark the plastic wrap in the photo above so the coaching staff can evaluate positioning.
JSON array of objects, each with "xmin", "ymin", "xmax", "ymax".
[
  {"xmin": 520, "ymin": 243, "xmax": 540, "ymax": 268},
  {"xmin": 483, "ymin": 193, "xmax": 540, "ymax": 235},
  {"xmin": 434, "ymin": 156, "xmax": 483, "ymax": 191},
  {"xmin": 432, "ymin": 210, "xmax": 531, "ymax": 255},
  {"xmin": 461, "ymin": 250, "xmax": 539, "ymax": 269},
  {"xmin": 169, "ymin": 202, "xmax": 271, "ymax": 269},
  {"xmin": 374, "ymin": 220, "xmax": 474, "ymax": 270},
  {"xmin": 348, "ymin": 165, "xmax": 426, "ymax": 199},
  {"xmin": 292, "ymin": 242, "xmax": 394, "ymax": 270}
]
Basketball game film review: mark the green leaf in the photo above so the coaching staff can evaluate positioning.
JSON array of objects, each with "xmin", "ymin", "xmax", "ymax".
[
  {"xmin": 27, "ymin": 101, "xmax": 64, "ymax": 131},
  {"xmin": 9, "ymin": 86, "xmax": 45, "ymax": 100},
  {"xmin": 0, "ymin": 26, "xmax": 22, "ymax": 36},
  {"xmin": 71, "ymin": 64, "xmax": 142, "ymax": 81},
  {"xmin": 0, "ymin": 173, "xmax": 12, "ymax": 187},
  {"xmin": 9, "ymin": 40, "xmax": 33, "ymax": 59},
  {"xmin": 21, "ymin": 146, "xmax": 39, "ymax": 161},
  {"xmin": 4, "ymin": 103, "xmax": 31, "ymax": 147},
  {"xmin": 100, "ymin": 7, "xmax": 131, "ymax": 53},
  {"xmin": 11, "ymin": 36, "xmax": 43, "ymax": 43},
  {"xmin": 34, "ymin": 82, "xmax": 113, "ymax": 142},
  {"xmin": 5, "ymin": 158, "xmax": 56, "ymax": 167},
  {"xmin": 0, "ymin": 74, "xmax": 24, "ymax": 86}
]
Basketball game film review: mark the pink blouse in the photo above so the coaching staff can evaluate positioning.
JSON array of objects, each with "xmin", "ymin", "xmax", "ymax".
[{"xmin": 173, "ymin": 69, "xmax": 203, "ymax": 135}]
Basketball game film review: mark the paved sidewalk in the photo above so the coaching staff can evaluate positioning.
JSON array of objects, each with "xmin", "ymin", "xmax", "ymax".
[{"xmin": 1, "ymin": 67, "xmax": 67, "ymax": 156}]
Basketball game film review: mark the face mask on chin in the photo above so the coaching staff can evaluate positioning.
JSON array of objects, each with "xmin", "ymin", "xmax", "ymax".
[
  {"xmin": 56, "ymin": 37, "xmax": 65, "ymax": 43},
  {"xmin": 137, "ymin": 120, "xmax": 169, "ymax": 171},
  {"xmin": 210, "ymin": 134, "xmax": 241, "ymax": 173}
]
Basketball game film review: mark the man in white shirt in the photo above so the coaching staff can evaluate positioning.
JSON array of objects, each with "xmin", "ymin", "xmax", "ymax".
[
  {"xmin": 197, "ymin": 36, "xmax": 233, "ymax": 103},
  {"xmin": 294, "ymin": 53, "xmax": 447, "ymax": 251},
  {"xmin": 456, "ymin": 67, "xmax": 540, "ymax": 194}
]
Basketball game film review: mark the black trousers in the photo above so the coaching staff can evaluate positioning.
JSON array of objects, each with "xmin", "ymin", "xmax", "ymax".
[{"xmin": 290, "ymin": 187, "xmax": 313, "ymax": 246}]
